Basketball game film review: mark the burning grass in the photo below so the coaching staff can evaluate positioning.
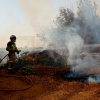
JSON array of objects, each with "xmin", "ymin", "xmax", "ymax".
[
  {"xmin": 0, "ymin": 52, "xmax": 100, "ymax": 99},
  {"xmin": 3, "ymin": 50, "xmax": 66, "ymax": 75},
  {"xmin": 54, "ymin": 70, "xmax": 97, "ymax": 82},
  {"xmin": 29, "ymin": 50, "xmax": 67, "ymax": 67},
  {"xmin": 9, "ymin": 49, "xmax": 100, "ymax": 82}
]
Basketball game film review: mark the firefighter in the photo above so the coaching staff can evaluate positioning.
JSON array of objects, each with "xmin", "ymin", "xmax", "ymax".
[{"xmin": 6, "ymin": 35, "xmax": 21, "ymax": 73}]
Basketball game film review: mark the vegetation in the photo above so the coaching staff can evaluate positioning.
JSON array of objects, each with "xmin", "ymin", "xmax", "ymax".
[
  {"xmin": 14, "ymin": 51, "xmax": 36, "ymax": 75},
  {"xmin": 56, "ymin": 0, "xmax": 100, "ymax": 44},
  {"xmin": 34, "ymin": 56, "xmax": 66, "ymax": 67},
  {"xmin": 56, "ymin": 8, "xmax": 75, "ymax": 27},
  {"xmin": 17, "ymin": 51, "xmax": 33, "ymax": 67},
  {"xmin": 31, "ymin": 50, "xmax": 67, "ymax": 67},
  {"xmin": 19, "ymin": 65, "xmax": 35, "ymax": 75}
]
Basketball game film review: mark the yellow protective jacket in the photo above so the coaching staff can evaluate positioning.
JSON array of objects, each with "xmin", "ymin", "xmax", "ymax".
[{"xmin": 6, "ymin": 41, "xmax": 18, "ymax": 62}]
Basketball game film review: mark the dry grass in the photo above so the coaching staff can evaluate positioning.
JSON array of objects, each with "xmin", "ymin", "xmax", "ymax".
[{"xmin": 0, "ymin": 65, "xmax": 100, "ymax": 100}]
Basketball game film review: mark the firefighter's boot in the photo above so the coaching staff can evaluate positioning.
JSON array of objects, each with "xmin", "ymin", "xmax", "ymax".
[{"xmin": 8, "ymin": 62, "xmax": 15, "ymax": 74}]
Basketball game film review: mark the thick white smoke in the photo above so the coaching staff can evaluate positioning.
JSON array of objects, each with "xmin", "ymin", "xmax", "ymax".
[
  {"xmin": 39, "ymin": 0, "xmax": 100, "ymax": 77},
  {"xmin": 1, "ymin": 0, "xmax": 100, "ymax": 76},
  {"xmin": 40, "ymin": 23, "xmax": 84, "ymax": 65},
  {"xmin": 72, "ymin": 0, "xmax": 100, "ymax": 73}
]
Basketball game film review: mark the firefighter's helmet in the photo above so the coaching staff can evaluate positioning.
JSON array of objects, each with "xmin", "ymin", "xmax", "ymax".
[{"xmin": 10, "ymin": 35, "xmax": 16, "ymax": 40}]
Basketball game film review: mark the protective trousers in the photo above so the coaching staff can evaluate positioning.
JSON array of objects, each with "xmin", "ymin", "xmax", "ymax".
[{"xmin": 8, "ymin": 53, "xmax": 16, "ymax": 71}]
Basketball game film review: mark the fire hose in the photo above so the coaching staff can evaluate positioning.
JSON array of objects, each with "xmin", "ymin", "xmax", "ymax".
[
  {"xmin": 0, "ymin": 75, "xmax": 34, "ymax": 92},
  {"xmin": 0, "ymin": 50, "xmax": 21, "ymax": 63},
  {"xmin": 0, "ymin": 54, "xmax": 8, "ymax": 63},
  {"xmin": 0, "ymin": 52, "xmax": 34, "ymax": 92}
]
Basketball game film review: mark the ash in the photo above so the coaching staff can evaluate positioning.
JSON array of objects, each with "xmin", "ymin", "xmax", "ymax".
[{"xmin": 55, "ymin": 70, "xmax": 96, "ymax": 82}]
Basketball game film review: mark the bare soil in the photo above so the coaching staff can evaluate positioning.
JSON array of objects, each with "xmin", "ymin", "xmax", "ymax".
[{"xmin": 0, "ymin": 65, "xmax": 100, "ymax": 100}]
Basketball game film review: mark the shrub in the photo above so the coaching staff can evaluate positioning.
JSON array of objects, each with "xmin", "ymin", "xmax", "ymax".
[
  {"xmin": 31, "ymin": 50, "xmax": 67, "ymax": 67},
  {"xmin": 19, "ymin": 65, "xmax": 35, "ymax": 75}
]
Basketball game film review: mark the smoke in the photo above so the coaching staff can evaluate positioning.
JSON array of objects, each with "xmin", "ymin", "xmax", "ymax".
[
  {"xmin": 91, "ymin": 0, "xmax": 100, "ymax": 16},
  {"xmin": 0, "ymin": 0, "xmax": 54, "ymax": 48},
  {"xmin": 39, "ymin": 24, "xmax": 84, "ymax": 66},
  {"xmin": 17, "ymin": 0, "xmax": 53, "ymax": 33},
  {"xmin": 1, "ymin": 0, "xmax": 100, "ymax": 82},
  {"xmin": 38, "ymin": 0, "xmax": 100, "ymax": 78},
  {"xmin": 77, "ymin": 0, "xmax": 100, "ymax": 44},
  {"xmin": 71, "ymin": 0, "xmax": 100, "ymax": 74},
  {"xmin": 5, "ymin": 0, "xmax": 53, "ymax": 35},
  {"xmin": 73, "ymin": 54, "xmax": 100, "ymax": 72},
  {"xmin": 88, "ymin": 75, "xmax": 100, "ymax": 82}
]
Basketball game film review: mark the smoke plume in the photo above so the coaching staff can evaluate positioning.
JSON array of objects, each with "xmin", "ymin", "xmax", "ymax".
[
  {"xmin": 0, "ymin": 0, "xmax": 53, "ymax": 48},
  {"xmin": 39, "ymin": 0, "xmax": 100, "ymax": 76}
]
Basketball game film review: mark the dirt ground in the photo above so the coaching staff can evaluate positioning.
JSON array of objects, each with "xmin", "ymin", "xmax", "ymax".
[{"xmin": 0, "ymin": 65, "xmax": 100, "ymax": 100}]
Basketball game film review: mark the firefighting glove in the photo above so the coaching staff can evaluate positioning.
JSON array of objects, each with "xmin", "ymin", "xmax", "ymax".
[
  {"xmin": 16, "ymin": 50, "xmax": 19, "ymax": 54},
  {"xmin": 16, "ymin": 50, "xmax": 21, "ymax": 54}
]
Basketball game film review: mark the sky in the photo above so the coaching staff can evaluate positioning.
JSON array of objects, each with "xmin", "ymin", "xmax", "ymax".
[{"xmin": 0, "ymin": 0, "xmax": 100, "ymax": 48}]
